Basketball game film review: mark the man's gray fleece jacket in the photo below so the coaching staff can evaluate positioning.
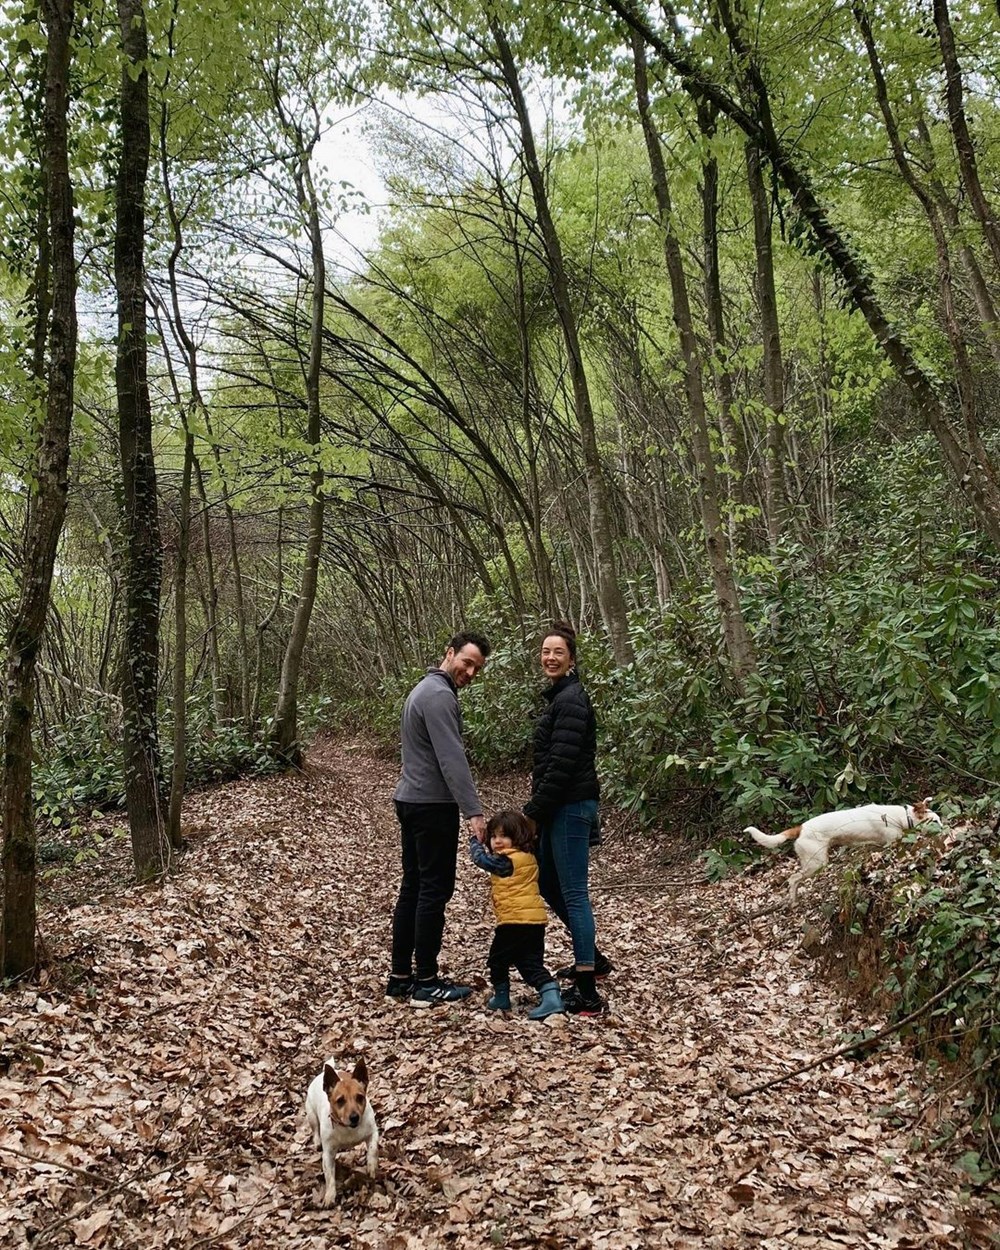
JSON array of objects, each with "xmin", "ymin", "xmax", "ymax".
[{"xmin": 392, "ymin": 668, "xmax": 482, "ymax": 817}]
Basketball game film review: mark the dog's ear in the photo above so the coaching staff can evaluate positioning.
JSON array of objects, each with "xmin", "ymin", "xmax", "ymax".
[
  {"xmin": 352, "ymin": 1058, "xmax": 368, "ymax": 1088},
  {"xmin": 922, "ymin": 796, "xmax": 934, "ymax": 807},
  {"xmin": 323, "ymin": 1063, "xmax": 340, "ymax": 1093}
]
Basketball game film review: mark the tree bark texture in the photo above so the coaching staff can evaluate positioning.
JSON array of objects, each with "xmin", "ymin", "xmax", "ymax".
[
  {"xmin": 489, "ymin": 16, "xmax": 634, "ymax": 666},
  {"xmin": 2, "ymin": 0, "xmax": 77, "ymax": 980},
  {"xmin": 116, "ymin": 0, "xmax": 168, "ymax": 880}
]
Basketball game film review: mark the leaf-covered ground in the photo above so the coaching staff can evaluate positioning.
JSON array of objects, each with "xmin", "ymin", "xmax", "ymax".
[{"xmin": 1, "ymin": 737, "xmax": 994, "ymax": 1249}]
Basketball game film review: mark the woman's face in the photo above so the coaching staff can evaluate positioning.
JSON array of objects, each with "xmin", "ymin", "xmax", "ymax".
[{"xmin": 540, "ymin": 635, "xmax": 573, "ymax": 682}]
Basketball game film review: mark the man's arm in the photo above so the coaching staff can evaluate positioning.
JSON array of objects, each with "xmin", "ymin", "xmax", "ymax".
[{"xmin": 423, "ymin": 687, "xmax": 483, "ymax": 818}]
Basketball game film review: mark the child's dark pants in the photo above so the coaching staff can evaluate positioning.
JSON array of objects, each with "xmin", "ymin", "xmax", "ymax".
[{"xmin": 488, "ymin": 924, "xmax": 551, "ymax": 990}]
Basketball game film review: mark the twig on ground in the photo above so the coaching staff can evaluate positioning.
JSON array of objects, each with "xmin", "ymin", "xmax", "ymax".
[
  {"xmin": 0, "ymin": 1142, "xmax": 124, "ymax": 1189},
  {"xmin": 732, "ymin": 956, "xmax": 991, "ymax": 1098},
  {"xmin": 592, "ymin": 877, "xmax": 700, "ymax": 891}
]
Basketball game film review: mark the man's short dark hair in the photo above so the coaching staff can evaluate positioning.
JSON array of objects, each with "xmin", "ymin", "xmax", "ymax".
[{"xmin": 448, "ymin": 630, "xmax": 492, "ymax": 659}]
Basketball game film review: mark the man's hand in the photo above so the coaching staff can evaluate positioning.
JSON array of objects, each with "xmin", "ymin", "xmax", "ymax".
[{"xmin": 469, "ymin": 814, "xmax": 487, "ymax": 843}]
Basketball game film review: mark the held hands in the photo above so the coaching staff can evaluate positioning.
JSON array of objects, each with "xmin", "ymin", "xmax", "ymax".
[{"xmin": 468, "ymin": 814, "xmax": 487, "ymax": 843}]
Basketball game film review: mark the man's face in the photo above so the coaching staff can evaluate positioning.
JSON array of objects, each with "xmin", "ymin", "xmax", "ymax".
[{"xmin": 441, "ymin": 643, "xmax": 486, "ymax": 689}]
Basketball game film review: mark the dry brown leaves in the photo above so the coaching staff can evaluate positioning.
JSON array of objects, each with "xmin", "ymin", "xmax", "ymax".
[{"xmin": 0, "ymin": 737, "xmax": 994, "ymax": 1249}]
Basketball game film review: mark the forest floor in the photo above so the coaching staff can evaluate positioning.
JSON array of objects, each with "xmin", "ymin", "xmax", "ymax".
[{"xmin": 1, "ymin": 735, "xmax": 995, "ymax": 1250}]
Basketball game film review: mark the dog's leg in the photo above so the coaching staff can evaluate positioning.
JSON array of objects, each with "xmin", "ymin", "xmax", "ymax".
[
  {"xmin": 320, "ymin": 1149, "xmax": 338, "ymax": 1206},
  {"xmin": 306, "ymin": 1103, "xmax": 320, "ymax": 1150},
  {"xmin": 789, "ymin": 845, "xmax": 828, "ymax": 905},
  {"xmin": 366, "ymin": 1124, "xmax": 379, "ymax": 1179}
]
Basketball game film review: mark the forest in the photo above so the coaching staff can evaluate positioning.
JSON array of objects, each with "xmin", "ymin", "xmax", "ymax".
[{"xmin": 1, "ymin": 0, "xmax": 999, "ymax": 1241}]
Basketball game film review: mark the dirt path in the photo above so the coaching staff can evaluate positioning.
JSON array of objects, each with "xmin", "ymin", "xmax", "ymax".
[{"xmin": 0, "ymin": 739, "xmax": 992, "ymax": 1249}]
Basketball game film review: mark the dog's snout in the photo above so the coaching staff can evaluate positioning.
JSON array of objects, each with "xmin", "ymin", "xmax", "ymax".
[{"xmin": 349, "ymin": 1112, "xmax": 360, "ymax": 1126}]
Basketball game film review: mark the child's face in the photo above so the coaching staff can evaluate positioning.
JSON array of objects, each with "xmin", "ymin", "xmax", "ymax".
[{"xmin": 489, "ymin": 829, "xmax": 514, "ymax": 853}]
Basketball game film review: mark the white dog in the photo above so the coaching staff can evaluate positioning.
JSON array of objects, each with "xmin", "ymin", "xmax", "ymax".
[
  {"xmin": 304, "ymin": 1057, "xmax": 378, "ymax": 1206},
  {"xmin": 745, "ymin": 799, "xmax": 941, "ymax": 905}
]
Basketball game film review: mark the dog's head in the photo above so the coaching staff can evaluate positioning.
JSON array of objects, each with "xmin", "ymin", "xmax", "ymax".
[
  {"xmin": 910, "ymin": 797, "xmax": 942, "ymax": 828},
  {"xmin": 322, "ymin": 1058, "xmax": 369, "ymax": 1129}
]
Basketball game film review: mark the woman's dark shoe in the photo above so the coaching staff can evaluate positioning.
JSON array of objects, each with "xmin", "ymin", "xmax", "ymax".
[
  {"xmin": 555, "ymin": 953, "xmax": 614, "ymax": 981},
  {"xmin": 562, "ymin": 984, "xmax": 608, "ymax": 1016}
]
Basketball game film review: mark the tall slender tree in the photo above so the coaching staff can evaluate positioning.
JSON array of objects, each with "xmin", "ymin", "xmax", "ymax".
[
  {"xmin": 115, "ymin": 0, "xmax": 168, "ymax": 879},
  {"xmin": 1, "ymin": 0, "xmax": 77, "ymax": 978}
]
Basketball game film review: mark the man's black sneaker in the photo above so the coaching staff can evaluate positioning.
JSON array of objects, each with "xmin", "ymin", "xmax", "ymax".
[
  {"xmin": 555, "ymin": 954, "xmax": 614, "ymax": 981},
  {"xmin": 409, "ymin": 977, "xmax": 473, "ymax": 1008},
  {"xmin": 385, "ymin": 975, "xmax": 415, "ymax": 1000},
  {"xmin": 562, "ymin": 985, "xmax": 608, "ymax": 1016}
]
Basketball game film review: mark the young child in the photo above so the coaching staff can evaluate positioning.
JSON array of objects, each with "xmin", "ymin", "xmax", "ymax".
[{"xmin": 468, "ymin": 809, "xmax": 565, "ymax": 1019}]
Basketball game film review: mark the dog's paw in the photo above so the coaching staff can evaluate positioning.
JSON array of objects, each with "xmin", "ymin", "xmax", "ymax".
[{"xmin": 320, "ymin": 1188, "xmax": 337, "ymax": 1207}]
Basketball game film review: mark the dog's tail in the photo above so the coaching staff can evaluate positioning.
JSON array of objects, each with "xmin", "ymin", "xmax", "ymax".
[{"xmin": 745, "ymin": 825, "xmax": 798, "ymax": 849}]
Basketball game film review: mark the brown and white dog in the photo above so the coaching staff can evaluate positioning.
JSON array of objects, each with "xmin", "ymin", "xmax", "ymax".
[
  {"xmin": 304, "ymin": 1057, "xmax": 378, "ymax": 1206},
  {"xmin": 745, "ymin": 799, "xmax": 941, "ymax": 905}
]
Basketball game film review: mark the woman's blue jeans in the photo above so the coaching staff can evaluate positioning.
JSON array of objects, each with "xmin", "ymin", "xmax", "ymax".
[{"xmin": 537, "ymin": 799, "xmax": 599, "ymax": 967}]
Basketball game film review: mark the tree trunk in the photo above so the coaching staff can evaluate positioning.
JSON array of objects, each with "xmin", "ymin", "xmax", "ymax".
[
  {"xmin": 116, "ymin": 0, "xmax": 167, "ymax": 880},
  {"xmin": 632, "ymin": 30, "xmax": 757, "ymax": 688},
  {"xmin": 167, "ymin": 430, "xmax": 193, "ymax": 850},
  {"xmin": 697, "ymin": 99, "xmax": 744, "ymax": 555},
  {"xmin": 812, "ymin": 271, "xmax": 837, "ymax": 532},
  {"xmin": 933, "ymin": 0, "xmax": 1000, "ymax": 274},
  {"xmin": 271, "ymin": 145, "xmax": 326, "ymax": 766},
  {"xmin": 2, "ymin": 0, "xmax": 77, "ymax": 980},
  {"xmin": 746, "ymin": 141, "xmax": 788, "ymax": 550},
  {"xmin": 489, "ymin": 16, "xmax": 634, "ymax": 665}
]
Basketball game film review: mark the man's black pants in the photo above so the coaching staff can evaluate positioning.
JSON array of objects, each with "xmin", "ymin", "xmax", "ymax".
[
  {"xmin": 487, "ymin": 923, "xmax": 551, "ymax": 991},
  {"xmin": 390, "ymin": 800, "xmax": 460, "ymax": 981}
]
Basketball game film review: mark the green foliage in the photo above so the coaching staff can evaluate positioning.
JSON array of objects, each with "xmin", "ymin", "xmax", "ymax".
[
  {"xmin": 699, "ymin": 837, "xmax": 755, "ymax": 882},
  {"xmin": 33, "ymin": 711, "xmax": 127, "ymax": 827},
  {"xmin": 165, "ymin": 696, "xmax": 284, "ymax": 787}
]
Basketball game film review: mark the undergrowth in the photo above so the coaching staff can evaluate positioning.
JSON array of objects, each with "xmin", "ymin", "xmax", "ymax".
[{"xmin": 833, "ymin": 823, "xmax": 1000, "ymax": 1176}]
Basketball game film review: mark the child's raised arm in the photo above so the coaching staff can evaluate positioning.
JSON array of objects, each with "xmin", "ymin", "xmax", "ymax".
[{"xmin": 468, "ymin": 834, "xmax": 514, "ymax": 877}]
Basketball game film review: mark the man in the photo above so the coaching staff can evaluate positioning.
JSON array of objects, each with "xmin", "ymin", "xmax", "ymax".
[{"xmin": 386, "ymin": 630, "xmax": 491, "ymax": 1007}]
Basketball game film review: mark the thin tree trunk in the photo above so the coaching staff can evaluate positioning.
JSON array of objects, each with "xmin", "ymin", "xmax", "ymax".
[
  {"xmin": 167, "ymin": 431, "xmax": 193, "ymax": 850},
  {"xmin": 631, "ymin": 30, "xmax": 757, "ymax": 688},
  {"xmin": 933, "ymin": 0, "xmax": 1000, "ymax": 274},
  {"xmin": 746, "ymin": 141, "xmax": 787, "ymax": 550},
  {"xmin": 271, "ymin": 142, "xmax": 325, "ymax": 765},
  {"xmin": 116, "ymin": 0, "xmax": 167, "ymax": 880},
  {"xmin": 489, "ymin": 16, "xmax": 634, "ymax": 665},
  {"xmin": 697, "ymin": 99, "xmax": 744, "ymax": 555},
  {"xmin": 2, "ymin": 0, "xmax": 76, "ymax": 979},
  {"xmin": 812, "ymin": 271, "xmax": 837, "ymax": 532},
  {"xmin": 191, "ymin": 457, "xmax": 225, "ymax": 722}
]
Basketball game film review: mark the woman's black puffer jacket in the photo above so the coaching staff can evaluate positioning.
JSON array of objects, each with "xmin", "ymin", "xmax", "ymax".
[{"xmin": 523, "ymin": 671, "xmax": 599, "ymax": 824}]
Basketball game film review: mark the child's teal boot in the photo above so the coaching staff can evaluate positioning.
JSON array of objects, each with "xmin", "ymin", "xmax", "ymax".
[
  {"xmin": 487, "ymin": 982, "xmax": 511, "ymax": 1010},
  {"xmin": 528, "ymin": 980, "xmax": 564, "ymax": 1020}
]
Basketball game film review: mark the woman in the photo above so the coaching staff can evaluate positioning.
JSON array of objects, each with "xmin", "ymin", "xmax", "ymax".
[{"xmin": 523, "ymin": 622, "xmax": 612, "ymax": 1016}]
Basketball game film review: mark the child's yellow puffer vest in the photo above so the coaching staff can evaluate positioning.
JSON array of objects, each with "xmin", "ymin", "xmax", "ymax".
[{"xmin": 491, "ymin": 850, "xmax": 547, "ymax": 925}]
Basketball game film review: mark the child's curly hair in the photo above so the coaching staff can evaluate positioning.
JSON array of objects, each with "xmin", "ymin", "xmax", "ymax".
[{"xmin": 486, "ymin": 809, "xmax": 537, "ymax": 853}]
